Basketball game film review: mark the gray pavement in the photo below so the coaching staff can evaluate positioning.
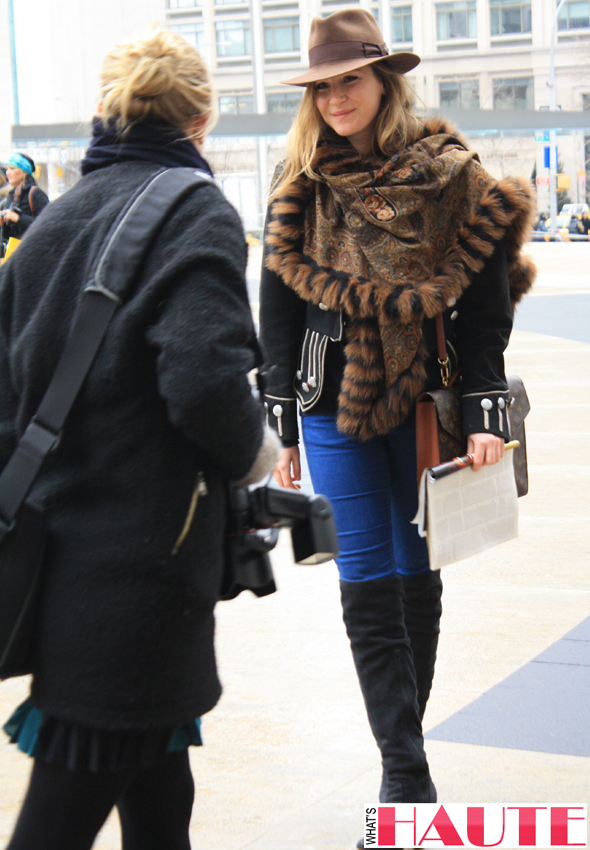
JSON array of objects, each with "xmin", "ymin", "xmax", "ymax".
[{"xmin": 0, "ymin": 242, "xmax": 589, "ymax": 848}]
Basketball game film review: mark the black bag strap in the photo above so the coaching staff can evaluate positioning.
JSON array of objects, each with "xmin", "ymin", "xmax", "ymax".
[{"xmin": 0, "ymin": 167, "xmax": 214, "ymax": 538}]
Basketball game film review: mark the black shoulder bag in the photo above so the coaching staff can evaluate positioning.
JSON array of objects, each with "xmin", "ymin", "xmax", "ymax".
[{"xmin": 0, "ymin": 168, "xmax": 213, "ymax": 680}]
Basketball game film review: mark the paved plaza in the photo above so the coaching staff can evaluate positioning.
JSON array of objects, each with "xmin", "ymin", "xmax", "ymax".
[{"xmin": 0, "ymin": 241, "xmax": 589, "ymax": 849}]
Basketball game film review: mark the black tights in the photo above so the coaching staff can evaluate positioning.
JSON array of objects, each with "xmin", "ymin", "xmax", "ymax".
[{"xmin": 6, "ymin": 749, "xmax": 194, "ymax": 850}]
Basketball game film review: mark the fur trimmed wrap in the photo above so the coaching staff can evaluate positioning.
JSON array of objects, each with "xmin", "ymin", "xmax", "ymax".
[{"xmin": 265, "ymin": 118, "xmax": 536, "ymax": 441}]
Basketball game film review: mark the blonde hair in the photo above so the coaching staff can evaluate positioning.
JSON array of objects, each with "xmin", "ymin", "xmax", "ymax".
[
  {"xmin": 99, "ymin": 26, "xmax": 216, "ymax": 136},
  {"xmin": 270, "ymin": 62, "xmax": 423, "ymax": 199}
]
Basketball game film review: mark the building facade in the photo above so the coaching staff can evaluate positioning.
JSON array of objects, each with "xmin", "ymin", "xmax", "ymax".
[
  {"xmin": 163, "ymin": 0, "xmax": 589, "ymax": 217},
  {"xmin": 5, "ymin": 0, "xmax": 590, "ymax": 218},
  {"xmin": 163, "ymin": 0, "xmax": 590, "ymax": 116}
]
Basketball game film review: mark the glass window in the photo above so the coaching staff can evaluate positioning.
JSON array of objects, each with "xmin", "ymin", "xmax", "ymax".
[
  {"xmin": 391, "ymin": 5, "xmax": 413, "ymax": 42},
  {"xmin": 263, "ymin": 17, "xmax": 300, "ymax": 52},
  {"xmin": 267, "ymin": 92, "xmax": 303, "ymax": 112},
  {"xmin": 219, "ymin": 94, "xmax": 254, "ymax": 114},
  {"xmin": 490, "ymin": 0, "xmax": 531, "ymax": 33},
  {"xmin": 557, "ymin": 0, "xmax": 589, "ymax": 29},
  {"xmin": 216, "ymin": 20, "xmax": 252, "ymax": 56},
  {"xmin": 436, "ymin": 1, "xmax": 477, "ymax": 39},
  {"xmin": 170, "ymin": 23, "xmax": 204, "ymax": 49},
  {"xmin": 168, "ymin": 0, "xmax": 199, "ymax": 8},
  {"xmin": 439, "ymin": 79, "xmax": 480, "ymax": 108},
  {"xmin": 493, "ymin": 76, "xmax": 534, "ymax": 109},
  {"xmin": 216, "ymin": 0, "xmax": 246, "ymax": 4}
]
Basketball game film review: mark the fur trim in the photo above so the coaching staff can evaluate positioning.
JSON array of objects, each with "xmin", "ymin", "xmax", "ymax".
[{"xmin": 265, "ymin": 118, "xmax": 537, "ymax": 439}]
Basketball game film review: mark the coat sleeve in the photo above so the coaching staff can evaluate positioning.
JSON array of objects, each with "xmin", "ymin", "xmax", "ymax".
[
  {"xmin": 145, "ymin": 195, "xmax": 264, "ymax": 481},
  {"xmin": 258, "ymin": 211, "xmax": 306, "ymax": 446},
  {"xmin": 454, "ymin": 241, "xmax": 513, "ymax": 439}
]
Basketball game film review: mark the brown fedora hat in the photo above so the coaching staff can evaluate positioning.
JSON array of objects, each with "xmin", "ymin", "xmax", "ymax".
[{"xmin": 281, "ymin": 9, "xmax": 420, "ymax": 87}]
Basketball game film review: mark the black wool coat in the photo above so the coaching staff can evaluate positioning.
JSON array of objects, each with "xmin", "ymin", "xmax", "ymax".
[{"xmin": 0, "ymin": 161, "xmax": 264, "ymax": 730}]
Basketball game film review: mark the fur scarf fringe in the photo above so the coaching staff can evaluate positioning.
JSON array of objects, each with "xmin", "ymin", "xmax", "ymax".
[{"xmin": 265, "ymin": 118, "xmax": 537, "ymax": 439}]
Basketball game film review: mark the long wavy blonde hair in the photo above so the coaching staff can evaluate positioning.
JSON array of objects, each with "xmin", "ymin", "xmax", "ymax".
[
  {"xmin": 99, "ymin": 26, "xmax": 216, "ymax": 137},
  {"xmin": 270, "ymin": 62, "xmax": 423, "ymax": 200}
]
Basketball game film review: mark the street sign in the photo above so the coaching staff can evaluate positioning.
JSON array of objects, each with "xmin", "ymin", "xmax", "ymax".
[
  {"xmin": 536, "ymin": 175, "xmax": 550, "ymax": 186},
  {"xmin": 544, "ymin": 146, "xmax": 559, "ymax": 168},
  {"xmin": 535, "ymin": 132, "xmax": 550, "ymax": 142}
]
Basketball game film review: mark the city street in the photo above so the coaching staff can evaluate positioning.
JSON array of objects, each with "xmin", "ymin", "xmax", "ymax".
[{"xmin": 0, "ymin": 241, "xmax": 589, "ymax": 849}]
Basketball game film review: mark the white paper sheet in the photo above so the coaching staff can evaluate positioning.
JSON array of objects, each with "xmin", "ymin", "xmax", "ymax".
[{"xmin": 412, "ymin": 451, "xmax": 518, "ymax": 570}]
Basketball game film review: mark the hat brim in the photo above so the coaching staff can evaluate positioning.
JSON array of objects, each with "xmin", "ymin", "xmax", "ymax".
[{"xmin": 280, "ymin": 52, "xmax": 420, "ymax": 87}]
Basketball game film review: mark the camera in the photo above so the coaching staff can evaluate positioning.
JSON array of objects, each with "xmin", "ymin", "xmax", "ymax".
[{"xmin": 221, "ymin": 484, "xmax": 339, "ymax": 601}]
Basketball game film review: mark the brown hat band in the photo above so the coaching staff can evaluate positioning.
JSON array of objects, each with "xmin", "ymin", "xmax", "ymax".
[{"xmin": 308, "ymin": 40, "xmax": 388, "ymax": 68}]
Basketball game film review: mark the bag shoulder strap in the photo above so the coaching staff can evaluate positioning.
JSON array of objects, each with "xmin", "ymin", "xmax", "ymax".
[
  {"xmin": 28, "ymin": 187, "xmax": 37, "ymax": 216},
  {"xmin": 435, "ymin": 313, "xmax": 451, "ymax": 387},
  {"xmin": 0, "ymin": 168, "xmax": 214, "ymax": 537}
]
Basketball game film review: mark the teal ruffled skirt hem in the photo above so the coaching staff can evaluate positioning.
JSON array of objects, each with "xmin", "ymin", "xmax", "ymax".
[
  {"xmin": 4, "ymin": 698, "xmax": 202, "ymax": 771},
  {"xmin": 3, "ymin": 699, "xmax": 44, "ymax": 757}
]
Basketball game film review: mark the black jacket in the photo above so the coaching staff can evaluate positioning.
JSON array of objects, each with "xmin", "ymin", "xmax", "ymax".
[
  {"xmin": 0, "ymin": 161, "xmax": 264, "ymax": 730},
  {"xmin": 0, "ymin": 176, "xmax": 49, "ymax": 242},
  {"xmin": 259, "ymin": 234, "xmax": 513, "ymax": 446}
]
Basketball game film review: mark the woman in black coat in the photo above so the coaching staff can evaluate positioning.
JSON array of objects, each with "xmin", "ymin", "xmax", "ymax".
[
  {"xmin": 0, "ymin": 26, "xmax": 278, "ymax": 850},
  {"xmin": 0, "ymin": 153, "xmax": 49, "ymax": 250}
]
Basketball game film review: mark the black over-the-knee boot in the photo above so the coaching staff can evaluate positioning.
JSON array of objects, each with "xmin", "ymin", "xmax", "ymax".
[
  {"xmin": 340, "ymin": 575, "xmax": 437, "ymax": 807},
  {"xmin": 400, "ymin": 570, "xmax": 443, "ymax": 721}
]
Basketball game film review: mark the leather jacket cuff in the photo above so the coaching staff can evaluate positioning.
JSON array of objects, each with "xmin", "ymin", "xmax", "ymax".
[
  {"xmin": 264, "ymin": 395, "xmax": 299, "ymax": 445},
  {"xmin": 462, "ymin": 390, "xmax": 511, "ymax": 440}
]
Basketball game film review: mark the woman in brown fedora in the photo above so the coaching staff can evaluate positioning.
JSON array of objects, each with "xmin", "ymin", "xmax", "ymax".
[{"xmin": 259, "ymin": 9, "xmax": 535, "ymax": 843}]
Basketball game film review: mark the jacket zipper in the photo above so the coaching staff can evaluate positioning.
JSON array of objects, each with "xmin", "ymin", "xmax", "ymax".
[{"xmin": 171, "ymin": 471, "xmax": 208, "ymax": 555}]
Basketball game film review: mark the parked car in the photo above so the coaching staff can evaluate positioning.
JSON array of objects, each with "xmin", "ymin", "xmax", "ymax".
[
  {"xmin": 560, "ymin": 203, "xmax": 590, "ymax": 217},
  {"xmin": 547, "ymin": 203, "xmax": 590, "ymax": 236}
]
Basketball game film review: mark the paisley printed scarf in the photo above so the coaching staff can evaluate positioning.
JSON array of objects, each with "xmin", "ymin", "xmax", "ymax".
[{"xmin": 265, "ymin": 117, "xmax": 536, "ymax": 440}]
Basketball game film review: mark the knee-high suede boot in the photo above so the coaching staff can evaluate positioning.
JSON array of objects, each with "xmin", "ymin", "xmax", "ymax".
[
  {"xmin": 340, "ymin": 575, "xmax": 437, "ymax": 809},
  {"xmin": 400, "ymin": 570, "xmax": 443, "ymax": 721}
]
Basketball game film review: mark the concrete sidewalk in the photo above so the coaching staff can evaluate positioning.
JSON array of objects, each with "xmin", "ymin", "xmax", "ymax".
[{"xmin": 0, "ymin": 243, "xmax": 589, "ymax": 848}]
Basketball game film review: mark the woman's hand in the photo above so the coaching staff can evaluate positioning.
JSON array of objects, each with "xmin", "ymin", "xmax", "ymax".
[
  {"xmin": 273, "ymin": 446, "xmax": 301, "ymax": 490},
  {"xmin": 2, "ymin": 210, "xmax": 19, "ymax": 224},
  {"xmin": 467, "ymin": 433, "xmax": 504, "ymax": 472}
]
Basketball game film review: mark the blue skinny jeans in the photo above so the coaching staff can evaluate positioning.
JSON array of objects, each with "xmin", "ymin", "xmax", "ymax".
[{"xmin": 301, "ymin": 414, "xmax": 430, "ymax": 582}]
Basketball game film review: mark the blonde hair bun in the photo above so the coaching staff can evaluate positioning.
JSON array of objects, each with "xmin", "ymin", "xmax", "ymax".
[{"xmin": 100, "ymin": 25, "xmax": 216, "ymax": 134}]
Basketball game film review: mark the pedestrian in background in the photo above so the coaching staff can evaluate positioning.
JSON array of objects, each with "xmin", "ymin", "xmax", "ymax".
[
  {"xmin": 0, "ymin": 153, "xmax": 49, "ymax": 250},
  {"xmin": 1, "ymin": 25, "xmax": 278, "ymax": 850},
  {"xmin": 577, "ymin": 210, "xmax": 590, "ymax": 237},
  {"xmin": 259, "ymin": 10, "xmax": 535, "ymax": 848}
]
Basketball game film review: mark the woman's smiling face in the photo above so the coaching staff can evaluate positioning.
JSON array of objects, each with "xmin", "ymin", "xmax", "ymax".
[{"xmin": 314, "ymin": 65, "xmax": 385, "ymax": 155}]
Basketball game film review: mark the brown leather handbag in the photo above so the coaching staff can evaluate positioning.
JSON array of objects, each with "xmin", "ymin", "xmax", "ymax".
[{"xmin": 415, "ymin": 315, "xmax": 530, "ymax": 497}]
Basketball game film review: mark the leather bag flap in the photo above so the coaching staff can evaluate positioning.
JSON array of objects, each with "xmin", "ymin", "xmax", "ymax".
[{"xmin": 422, "ymin": 385, "xmax": 463, "ymax": 441}]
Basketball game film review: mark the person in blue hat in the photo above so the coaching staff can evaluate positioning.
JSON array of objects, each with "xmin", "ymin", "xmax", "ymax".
[{"xmin": 0, "ymin": 153, "xmax": 49, "ymax": 250}]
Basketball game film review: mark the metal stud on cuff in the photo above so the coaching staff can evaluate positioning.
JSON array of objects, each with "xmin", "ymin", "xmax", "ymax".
[
  {"xmin": 481, "ymin": 398, "xmax": 493, "ymax": 430},
  {"xmin": 272, "ymin": 404, "xmax": 284, "ymax": 437}
]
